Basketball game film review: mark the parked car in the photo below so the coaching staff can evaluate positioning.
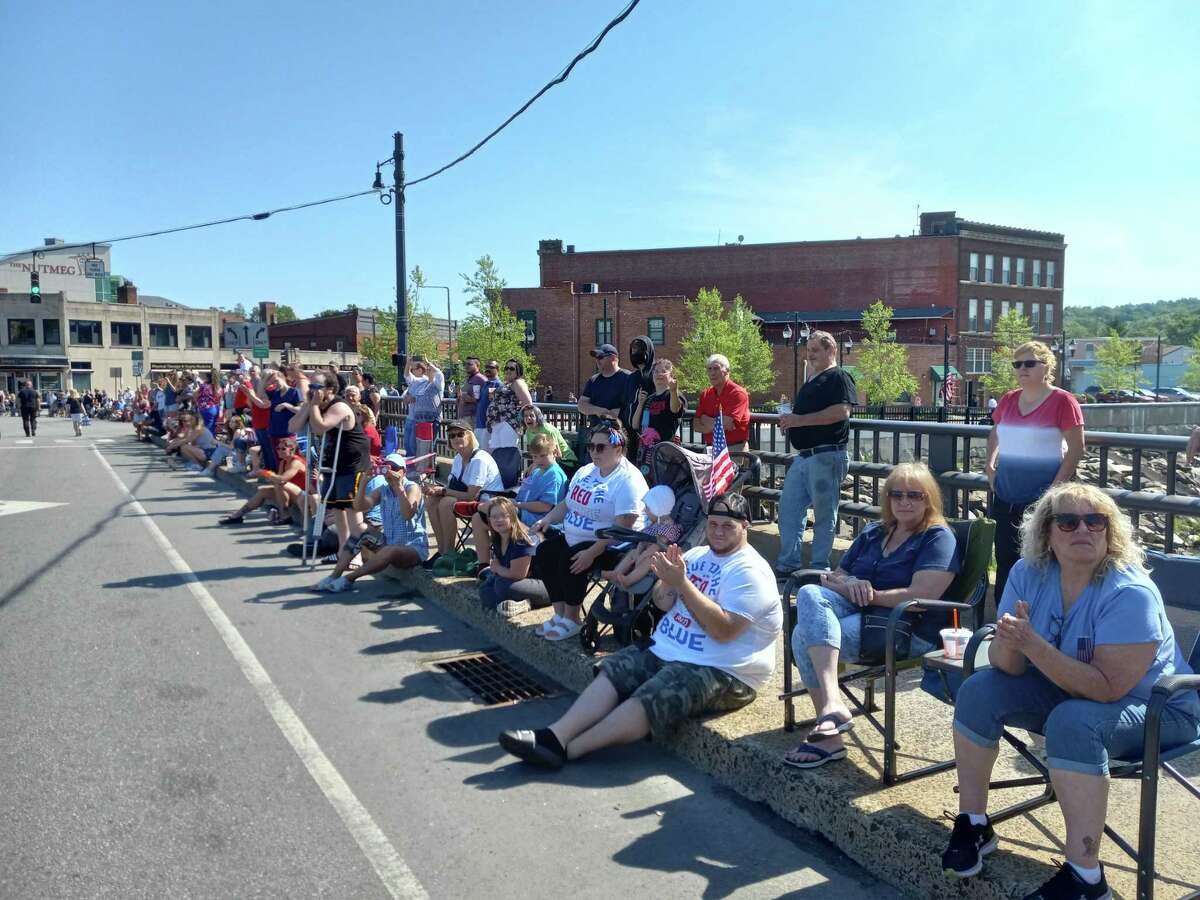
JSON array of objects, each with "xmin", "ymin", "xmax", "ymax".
[{"xmin": 1156, "ymin": 387, "xmax": 1200, "ymax": 402}]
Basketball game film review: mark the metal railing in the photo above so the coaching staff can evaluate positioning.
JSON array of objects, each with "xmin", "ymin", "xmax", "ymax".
[{"xmin": 378, "ymin": 397, "xmax": 1200, "ymax": 553}]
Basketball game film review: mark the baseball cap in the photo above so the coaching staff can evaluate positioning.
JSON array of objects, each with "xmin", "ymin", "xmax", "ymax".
[
  {"xmin": 590, "ymin": 343, "xmax": 618, "ymax": 359},
  {"xmin": 384, "ymin": 452, "xmax": 406, "ymax": 470},
  {"xmin": 708, "ymin": 493, "xmax": 750, "ymax": 521},
  {"xmin": 446, "ymin": 418, "xmax": 474, "ymax": 435}
]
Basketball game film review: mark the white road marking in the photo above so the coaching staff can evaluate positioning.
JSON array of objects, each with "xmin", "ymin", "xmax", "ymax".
[
  {"xmin": 92, "ymin": 446, "xmax": 428, "ymax": 900},
  {"xmin": 0, "ymin": 500, "xmax": 68, "ymax": 518},
  {"xmin": 16, "ymin": 439, "xmax": 32, "ymax": 445}
]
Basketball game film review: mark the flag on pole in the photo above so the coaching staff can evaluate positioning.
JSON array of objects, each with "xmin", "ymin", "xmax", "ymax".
[{"xmin": 705, "ymin": 413, "xmax": 737, "ymax": 501}]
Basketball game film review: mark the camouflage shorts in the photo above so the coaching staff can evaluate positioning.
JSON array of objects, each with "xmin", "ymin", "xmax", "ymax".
[{"xmin": 595, "ymin": 645, "xmax": 757, "ymax": 741}]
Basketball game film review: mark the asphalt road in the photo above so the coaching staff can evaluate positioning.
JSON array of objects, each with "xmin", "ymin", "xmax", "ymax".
[{"xmin": 0, "ymin": 416, "xmax": 898, "ymax": 900}]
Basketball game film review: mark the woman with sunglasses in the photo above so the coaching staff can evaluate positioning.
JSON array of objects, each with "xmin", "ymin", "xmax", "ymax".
[
  {"xmin": 784, "ymin": 462, "xmax": 959, "ymax": 768},
  {"xmin": 485, "ymin": 358, "xmax": 533, "ymax": 454},
  {"xmin": 985, "ymin": 340, "xmax": 1085, "ymax": 604},
  {"xmin": 218, "ymin": 437, "xmax": 313, "ymax": 525},
  {"xmin": 421, "ymin": 419, "xmax": 503, "ymax": 572},
  {"xmin": 943, "ymin": 483, "xmax": 1199, "ymax": 897},
  {"xmin": 401, "ymin": 356, "xmax": 444, "ymax": 457},
  {"xmin": 528, "ymin": 421, "xmax": 648, "ymax": 641}
]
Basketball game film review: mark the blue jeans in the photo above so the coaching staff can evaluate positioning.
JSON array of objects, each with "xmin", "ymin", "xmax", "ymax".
[
  {"xmin": 954, "ymin": 666, "xmax": 1200, "ymax": 776},
  {"xmin": 200, "ymin": 405, "xmax": 220, "ymax": 436},
  {"xmin": 480, "ymin": 573, "xmax": 518, "ymax": 608},
  {"xmin": 255, "ymin": 428, "xmax": 276, "ymax": 470},
  {"xmin": 790, "ymin": 585, "xmax": 863, "ymax": 690},
  {"xmin": 777, "ymin": 449, "xmax": 849, "ymax": 571},
  {"xmin": 403, "ymin": 417, "xmax": 417, "ymax": 457}
]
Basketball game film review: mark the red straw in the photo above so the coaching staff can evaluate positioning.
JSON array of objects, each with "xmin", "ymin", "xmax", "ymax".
[{"xmin": 952, "ymin": 609, "xmax": 959, "ymax": 630}]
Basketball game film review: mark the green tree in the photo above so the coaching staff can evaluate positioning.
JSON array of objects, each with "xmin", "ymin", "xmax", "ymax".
[
  {"xmin": 227, "ymin": 302, "xmax": 249, "ymax": 320},
  {"xmin": 1093, "ymin": 329, "xmax": 1141, "ymax": 391},
  {"xmin": 854, "ymin": 301, "xmax": 919, "ymax": 404},
  {"xmin": 454, "ymin": 256, "xmax": 539, "ymax": 386},
  {"xmin": 676, "ymin": 287, "xmax": 773, "ymax": 395},
  {"xmin": 980, "ymin": 309, "xmax": 1035, "ymax": 397},
  {"xmin": 274, "ymin": 304, "xmax": 298, "ymax": 323},
  {"xmin": 1179, "ymin": 335, "xmax": 1200, "ymax": 392},
  {"xmin": 358, "ymin": 301, "xmax": 439, "ymax": 385}
]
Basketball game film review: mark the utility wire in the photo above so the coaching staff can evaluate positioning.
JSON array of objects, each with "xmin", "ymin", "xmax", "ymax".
[{"xmin": 403, "ymin": 0, "xmax": 641, "ymax": 188}]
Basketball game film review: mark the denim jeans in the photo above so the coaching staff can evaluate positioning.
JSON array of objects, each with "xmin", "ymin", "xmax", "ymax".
[
  {"xmin": 954, "ymin": 666, "xmax": 1200, "ymax": 776},
  {"xmin": 777, "ymin": 449, "xmax": 849, "ymax": 571},
  {"xmin": 790, "ymin": 584, "xmax": 862, "ymax": 690},
  {"xmin": 480, "ymin": 573, "xmax": 518, "ymax": 608},
  {"xmin": 403, "ymin": 417, "xmax": 418, "ymax": 457}
]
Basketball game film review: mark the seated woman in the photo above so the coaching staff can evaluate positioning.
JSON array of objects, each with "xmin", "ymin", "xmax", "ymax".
[
  {"xmin": 521, "ymin": 405, "xmax": 575, "ymax": 468},
  {"xmin": 478, "ymin": 498, "xmax": 536, "ymax": 610},
  {"xmin": 164, "ymin": 412, "xmax": 217, "ymax": 471},
  {"xmin": 942, "ymin": 482, "xmax": 1200, "ymax": 898},
  {"xmin": 204, "ymin": 414, "xmax": 249, "ymax": 477},
  {"xmin": 219, "ymin": 436, "xmax": 314, "ymax": 524},
  {"xmin": 784, "ymin": 462, "xmax": 959, "ymax": 769},
  {"xmin": 422, "ymin": 420, "xmax": 504, "ymax": 571},
  {"xmin": 528, "ymin": 421, "xmax": 648, "ymax": 642}
]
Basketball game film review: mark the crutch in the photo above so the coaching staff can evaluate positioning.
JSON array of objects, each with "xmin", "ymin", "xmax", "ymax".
[{"xmin": 306, "ymin": 428, "xmax": 341, "ymax": 567}]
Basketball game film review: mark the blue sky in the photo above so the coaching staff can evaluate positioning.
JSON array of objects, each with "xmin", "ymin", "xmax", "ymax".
[{"xmin": 2, "ymin": 1, "xmax": 1197, "ymax": 319}]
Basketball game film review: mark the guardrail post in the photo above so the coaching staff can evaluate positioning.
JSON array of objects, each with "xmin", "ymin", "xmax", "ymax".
[{"xmin": 929, "ymin": 429, "xmax": 959, "ymax": 517}]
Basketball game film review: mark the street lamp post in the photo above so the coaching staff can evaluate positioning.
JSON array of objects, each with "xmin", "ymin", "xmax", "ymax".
[
  {"xmin": 940, "ymin": 324, "xmax": 957, "ymax": 422},
  {"xmin": 422, "ymin": 285, "xmax": 454, "ymax": 357},
  {"xmin": 1155, "ymin": 333, "xmax": 1163, "ymax": 397},
  {"xmin": 1052, "ymin": 329, "xmax": 1076, "ymax": 387},
  {"xmin": 781, "ymin": 316, "xmax": 810, "ymax": 398}
]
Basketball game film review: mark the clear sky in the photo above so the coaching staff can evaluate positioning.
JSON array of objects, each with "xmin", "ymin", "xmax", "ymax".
[{"xmin": 2, "ymin": 1, "xmax": 1197, "ymax": 320}]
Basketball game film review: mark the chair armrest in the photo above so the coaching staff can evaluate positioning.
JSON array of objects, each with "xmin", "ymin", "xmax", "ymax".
[
  {"xmin": 595, "ymin": 525, "xmax": 658, "ymax": 545},
  {"xmin": 896, "ymin": 598, "xmax": 974, "ymax": 614},
  {"xmin": 1151, "ymin": 674, "xmax": 1200, "ymax": 699},
  {"xmin": 782, "ymin": 570, "xmax": 828, "ymax": 633},
  {"xmin": 1142, "ymin": 674, "xmax": 1200, "ymax": 770},
  {"xmin": 963, "ymin": 625, "xmax": 995, "ymax": 678}
]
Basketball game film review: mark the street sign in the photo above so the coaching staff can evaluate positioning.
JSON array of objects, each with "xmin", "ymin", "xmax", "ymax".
[
  {"xmin": 133, "ymin": 362, "xmax": 144, "ymax": 377},
  {"xmin": 252, "ymin": 346, "xmax": 270, "ymax": 359},
  {"xmin": 223, "ymin": 322, "xmax": 269, "ymax": 350},
  {"xmin": 131, "ymin": 350, "xmax": 144, "ymax": 362},
  {"xmin": 83, "ymin": 258, "xmax": 106, "ymax": 278}
]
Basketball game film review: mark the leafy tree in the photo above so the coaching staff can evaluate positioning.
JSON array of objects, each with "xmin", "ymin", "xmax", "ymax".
[
  {"xmin": 980, "ymin": 309, "xmax": 1035, "ymax": 397},
  {"xmin": 1180, "ymin": 335, "xmax": 1200, "ymax": 392},
  {"xmin": 316, "ymin": 304, "xmax": 359, "ymax": 318},
  {"xmin": 1093, "ymin": 329, "xmax": 1141, "ymax": 391},
  {"xmin": 358, "ymin": 301, "xmax": 440, "ymax": 386},
  {"xmin": 676, "ymin": 287, "xmax": 774, "ymax": 395},
  {"xmin": 227, "ymin": 302, "xmax": 249, "ymax": 320},
  {"xmin": 455, "ymin": 256, "xmax": 539, "ymax": 386},
  {"xmin": 853, "ymin": 301, "xmax": 919, "ymax": 404},
  {"xmin": 274, "ymin": 304, "xmax": 298, "ymax": 323}
]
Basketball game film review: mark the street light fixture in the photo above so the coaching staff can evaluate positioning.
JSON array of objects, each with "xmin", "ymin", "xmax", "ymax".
[
  {"xmin": 781, "ymin": 317, "xmax": 811, "ymax": 394},
  {"xmin": 1051, "ymin": 334, "xmax": 1077, "ymax": 386},
  {"xmin": 419, "ymin": 285, "xmax": 454, "ymax": 357}
]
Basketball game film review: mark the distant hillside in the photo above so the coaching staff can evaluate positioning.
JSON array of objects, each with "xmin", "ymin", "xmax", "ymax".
[{"xmin": 1064, "ymin": 297, "xmax": 1200, "ymax": 344}]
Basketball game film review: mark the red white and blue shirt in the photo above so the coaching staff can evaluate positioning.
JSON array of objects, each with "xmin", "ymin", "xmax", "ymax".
[{"xmin": 993, "ymin": 387, "xmax": 1084, "ymax": 504}]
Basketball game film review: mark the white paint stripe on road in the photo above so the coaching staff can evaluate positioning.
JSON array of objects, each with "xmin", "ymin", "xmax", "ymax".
[{"xmin": 92, "ymin": 446, "xmax": 428, "ymax": 900}]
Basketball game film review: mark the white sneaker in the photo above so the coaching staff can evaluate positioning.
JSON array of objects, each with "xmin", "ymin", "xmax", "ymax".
[
  {"xmin": 327, "ymin": 576, "xmax": 351, "ymax": 593},
  {"xmin": 314, "ymin": 576, "xmax": 335, "ymax": 592}
]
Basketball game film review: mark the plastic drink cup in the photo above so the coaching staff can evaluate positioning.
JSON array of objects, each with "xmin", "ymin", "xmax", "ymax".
[{"xmin": 940, "ymin": 627, "xmax": 972, "ymax": 660}]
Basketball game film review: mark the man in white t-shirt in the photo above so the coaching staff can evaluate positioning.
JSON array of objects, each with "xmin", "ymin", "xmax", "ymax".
[{"xmin": 499, "ymin": 492, "xmax": 781, "ymax": 768}]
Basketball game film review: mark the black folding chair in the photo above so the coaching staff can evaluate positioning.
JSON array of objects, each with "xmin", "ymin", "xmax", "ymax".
[
  {"xmin": 958, "ymin": 550, "xmax": 1200, "ymax": 900},
  {"xmin": 780, "ymin": 517, "xmax": 995, "ymax": 784}
]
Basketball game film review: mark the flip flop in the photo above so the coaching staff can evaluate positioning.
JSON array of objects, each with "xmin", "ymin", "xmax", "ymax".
[
  {"xmin": 544, "ymin": 619, "xmax": 581, "ymax": 642},
  {"xmin": 805, "ymin": 712, "xmax": 855, "ymax": 742},
  {"xmin": 782, "ymin": 742, "xmax": 847, "ymax": 769}
]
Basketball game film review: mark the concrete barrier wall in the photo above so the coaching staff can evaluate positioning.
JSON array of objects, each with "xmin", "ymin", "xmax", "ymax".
[{"xmin": 1081, "ymin": 402, "xmax": 1200, "ymax": 434}]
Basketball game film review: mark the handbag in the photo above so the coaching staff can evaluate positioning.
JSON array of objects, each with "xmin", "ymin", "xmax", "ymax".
[{"xmin": 857, "ymin": 606, "xmax": 915, "ymax": 665}]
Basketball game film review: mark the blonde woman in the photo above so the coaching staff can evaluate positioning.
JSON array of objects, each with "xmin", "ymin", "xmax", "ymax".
[
  {"xmin": 66, "ymin": 390, "xmax": 85, "ymax": 436},
  {"xmin": 421, "ymin": 420, "xmax": 503, "ymax": 571},
  {"xmin": 784, "ymin": 463, "xmax": 959, "ymax": 768},
  {"xmin": 984, "ymin": 340, "xmax": 1085, "ymax": 603},
  {"xmin": 942, "ymin": 483, "xmax": 1199, "ymax": 896}
]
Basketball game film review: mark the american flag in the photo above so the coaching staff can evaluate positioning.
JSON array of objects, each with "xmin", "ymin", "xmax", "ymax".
[{"xmin": 705, "ymin": 414, "xmax": 737, "ymax": 501}]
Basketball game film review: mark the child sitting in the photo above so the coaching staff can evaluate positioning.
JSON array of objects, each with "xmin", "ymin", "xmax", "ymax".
[
  {"xmin": 479, "ymin": 497, "xmax": 536, "ymax": 612},
  {"xmin": 205, "ymin": 415, "xmax": 250, "ymax": 476},
  {"xmin": 601, "ymin": 484, "xmax": 682, "ymax": 589}
]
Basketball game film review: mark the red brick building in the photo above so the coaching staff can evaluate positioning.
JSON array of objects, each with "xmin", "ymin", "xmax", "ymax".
[{"xmin": 504, "ymin": 211, "xmax": 1065, "ymax": 405}]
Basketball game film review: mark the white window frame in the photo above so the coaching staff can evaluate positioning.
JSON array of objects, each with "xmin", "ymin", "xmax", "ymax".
[
  {"xmin": 984, "ymin": 255, "xmax": 994, "ymax": 283},
  {"xmin": 969, "ymin": 252, "xmax": 979, "ymax": 282},
  {"xmin": 1002, "ymin": 256, "xmax": 1011, "ymax": 285},
  {"xmin": 1045, "ymin": 304, "xmax": 1054, "ymax": 336},
  {"xmin": 1001, "ymin": 300, "xmax": 1011, "ymax": 317},
  {"xmin": 1032, "ymin": 259, "xmax": 1042, "ymax": 287},
  {"xmin": 983, "ymin": 299, "xmax": 994, "ymax": 332},
  {"xmin": 968, "ymin": 298, "xmax": 978, "ymax": 332},
  {"xmin": 1016, "ymin": 301, "xmax": 1024, "ymax": 319},
  {"xmin": 1047, "ymin": 261, "xmax": 1056, "ymax": 289},
  {"xmin": 1016, "ymin": 258, "xmax": 1025, "ymax": 286},
  {"xmin": 1031, "ymin": 303, "xmax": 1041, "ymax": 333}
]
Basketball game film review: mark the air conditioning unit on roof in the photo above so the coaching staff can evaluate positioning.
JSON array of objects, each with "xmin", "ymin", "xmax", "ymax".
[{"xmin": 578, "ymin": 283, "xmax": 600, "ymax": 294}]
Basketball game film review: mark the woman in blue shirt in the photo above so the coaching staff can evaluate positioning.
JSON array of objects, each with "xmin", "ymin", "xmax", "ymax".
[
  {"xmin": 942, "ymin": 482, "xmax": 1200, "ymax": 898},
  {"xmin": 784, "ymin": 462, "xmax": 959, "ymax": 769}
]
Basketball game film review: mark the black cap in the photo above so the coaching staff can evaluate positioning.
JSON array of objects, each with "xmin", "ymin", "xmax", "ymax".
[
  {"xmin": 590, "ymin": 343, "xmax": 618, "ymax": 359},
  {"xmin": 708, "ymin": 493, "xmax": 750, "ymax": 521}
]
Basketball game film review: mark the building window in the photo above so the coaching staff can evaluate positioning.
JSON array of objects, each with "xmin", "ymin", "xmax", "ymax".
[
  {"xmin": 149, "ymin": 324, "xmax": 178, "ymax": 347},
  {"xmin": 984, "ymin": 255, "xmax": 994, "ymax": 283},
  {"xmin": 966, "ymin": 347, "xmax": 992, "ymax": 374},
  {"xmin": 647, "ymin": 317, "xmax": 666, "ymax": 345},
  {"xmin": 111, "ymin": 322, "xmax": 142, "ymax": 347},
  {"xmin": 94, "ymin": 277, "xmax": 115, "ymax": 303},
  {"xmin": 1045, "ymin": 304, "xmax": 1054, "ymax": 336},
  {"xmin": 516, "ymin": 310, "xmax": 537, "ymax": 347},
  {"xmin": 968, "ymin": 299, "xmax": 978, "ymax": 332},
  {"xmin": 1015, "ymin": 301, "xmax": 1024, "ymax": 319},
  {"xmin": 1030, "ymin": 303, "xmax": 1041, "ymax": 333},
  {"xmin": 185, "ymin": 325, "xmax": 212, "ymax": 349},
  {"xmin": 1000, "ymin": 300, "xmax": 1010, "ymax": 318},
  {"xmin": 1047, "ymin": 261, "xmax": 1056, "ymax": 289},
  {"xmin": 983, "ymin": 299, "xmax": 994, "ymax": 332},
  {"xmin": 1016, "ymin": 257, "xmax": 1025, "ymax": 286},
  {"xmin": 8, "ymin": 319, "xmax": 36, "ymax": 345},
  {"xmin": 1032, "ymin": 259, "xmax": 1042, "ymax": 287},
  {"xmin": 969, "ymin": 252, "xmax": 979, "ymax": 281},
  {"xmin": 1002, "ymin": 257, "xmax": 1011, "ymax": 285},
  {"xmin": 70, "ymin": 319, "xmax": 103, "ymax": 345},
  {"xmin": 42, "ymin": 319, "xmax": 61, "ymax": 345},
  {"xmin": 595, "ymin": 318, "xmax": 613, "ymax": 346}
]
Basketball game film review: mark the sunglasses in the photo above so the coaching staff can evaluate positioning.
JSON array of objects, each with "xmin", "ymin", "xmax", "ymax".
[
  {"xmin": 1012, "ymin": 359, "xmax": 1042, "ymax": 370},
  {"xmin": 587, "ymin": 443, "xmax": 612, "ymax": 453},
  {"xmin": 504, "ymin": 365, "xmax": 518, "ymax": 372},
  {"xmin": 1053, "ymin": 513, "xmax": 1108, "ymax": 533},
  {"xmin": 887, "ymin": 490, "xmax": 926, "ymax": 501},
  {"xmin": 448, "ymin": 430, "xmax": 466, "ymax": 439}
]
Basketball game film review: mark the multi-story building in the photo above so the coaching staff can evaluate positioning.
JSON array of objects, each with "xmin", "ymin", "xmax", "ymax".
[{"xmin": 505, "ymin": 211, "xmax": 1065, "ymax": 404}]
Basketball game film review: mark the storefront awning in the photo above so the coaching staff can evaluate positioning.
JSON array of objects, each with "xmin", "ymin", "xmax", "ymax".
[
  {"xmin": 0, "ymin": 356, "xmax": 69, "ymax": 369},
  {"xmin": 930, "ymin": 365, "xmax": 961, "ymax": 381}
]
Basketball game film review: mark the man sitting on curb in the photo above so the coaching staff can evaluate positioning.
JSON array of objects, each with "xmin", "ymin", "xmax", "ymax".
[
  {"xmin": 315, "ymin": 452, "xmax": 428, "ymax": 593},
  {"xmin": 498, "ymin": 492, "xmax": 781, "ymax": 768}
]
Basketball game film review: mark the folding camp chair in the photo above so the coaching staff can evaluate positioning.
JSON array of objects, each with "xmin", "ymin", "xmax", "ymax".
[
  {"xmin": 780, "ymin": 516, "xmax": 996, "ymax": 785},
  {"xmin": 956, "ymin": 550, "xmax": 1200, "ymax": 900}
]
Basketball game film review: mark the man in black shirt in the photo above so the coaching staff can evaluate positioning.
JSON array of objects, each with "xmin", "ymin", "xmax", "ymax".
[
  {"xmin": 577, "ymin": 343, "xmax": 633, "ymax": 428},
  {"xmin": 776, "ymin": 332, "xmax": 857, "ymax": 573},
  {"xmin": 17, "ymin": 380, "xmax": 40, "ymax": 437}
]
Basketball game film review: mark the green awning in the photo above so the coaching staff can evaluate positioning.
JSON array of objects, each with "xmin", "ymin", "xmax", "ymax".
[{"xmin": 930, "ymin": 365, "xmax": 961, "ymax": 381}]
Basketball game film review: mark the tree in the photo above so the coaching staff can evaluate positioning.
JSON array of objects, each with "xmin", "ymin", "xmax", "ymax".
[
  {"xmin": 358, "ymin": 301, "xmax": 440, "ymax": 386},
  {"xmin": 676, "ymin": 287, "xmax": 774, "ymax": 395},
  {"xmin": 1179, "ymin": 335, "xmax": 1200, "ymax": 392},
  {"xmin": 274, "ymin": 304, "xmax": 298, "ymax": 323},
  {"xmin": 980, "ymin": 309, "xmax": 1035, "ymax": 397},
  {"xmin": 1093, "ymin": 329, "xmax": 1142, "ymax": 391},
  {"xmin": 227, "ymin": 302, "xmax": 249, "ymax": 320},
  {"xmin": 454, "ymin": 256, "xmax": 539, "ymax": 386},
  {"xmin": 854, "ymin": 301, "xmax": 919, "ymax": 404}
]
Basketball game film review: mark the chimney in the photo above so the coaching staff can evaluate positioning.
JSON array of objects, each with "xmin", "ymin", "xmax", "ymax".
[
  {"xmin": 259, "ymin": 301, "xmax": 277, "ymax": 325},
  {"xmin": 117, "ymin": 281, "xmax": 138, "ymax": 304}
]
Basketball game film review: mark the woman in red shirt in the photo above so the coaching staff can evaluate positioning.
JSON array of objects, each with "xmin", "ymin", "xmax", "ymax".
[{"xmin": 218, "ymin": 437, "xmax": 314, "ymax": 524}]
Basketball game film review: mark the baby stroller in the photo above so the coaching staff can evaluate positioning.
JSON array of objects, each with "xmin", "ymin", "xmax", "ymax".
[{"xmin": 579, "ymin": 442, "xmax": 759, "ymax": 653}]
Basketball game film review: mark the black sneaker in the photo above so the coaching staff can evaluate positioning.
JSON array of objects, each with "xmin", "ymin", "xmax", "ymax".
[
  {"xmin": 942, "ymin": 813, "xmax": 997, "ymax": 878},
  {"xmin": 1021, "ymin": 862, "xmax": 1110, "ymax": 900},
  {"xmin": 420, "ymin": 552, "xmax": 442, "ymax": 571}
]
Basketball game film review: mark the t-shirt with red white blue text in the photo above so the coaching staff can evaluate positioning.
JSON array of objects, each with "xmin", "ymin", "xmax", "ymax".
[
  {"xmin": 561, "ymin": 459, "xmax": 648, "ymax": 546},
  {"xmin": 993, "ymin": 387, "xmax": 1084, "ymax": 504}
]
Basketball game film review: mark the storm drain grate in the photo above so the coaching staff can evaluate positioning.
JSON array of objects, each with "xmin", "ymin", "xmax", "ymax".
[{"xmin": 433, "ymin": 651, "xmax": 556, "ymax": 706}]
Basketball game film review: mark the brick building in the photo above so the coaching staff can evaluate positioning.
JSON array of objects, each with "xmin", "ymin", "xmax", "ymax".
[{"xmin": 503, "ymin": 211, "xmax": 1065, "ymax": 405}]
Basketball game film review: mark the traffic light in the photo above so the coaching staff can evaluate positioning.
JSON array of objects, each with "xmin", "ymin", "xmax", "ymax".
[{"xmin": 30, "ymin": 271, "xmax": 41, "ymax": 303}]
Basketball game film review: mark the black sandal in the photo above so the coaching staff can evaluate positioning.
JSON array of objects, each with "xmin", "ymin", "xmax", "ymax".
[
  {"xmin": 219, "ymin": 513, "xmax": 245, "ymax": 525},
  {"xmin": 805, "ymin": 712, "xmax": 855, "ymax": 742}
]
